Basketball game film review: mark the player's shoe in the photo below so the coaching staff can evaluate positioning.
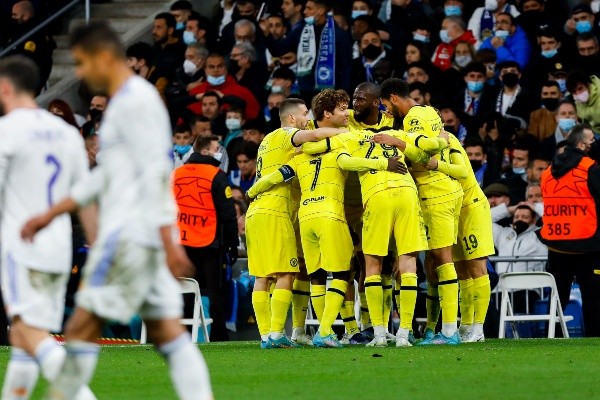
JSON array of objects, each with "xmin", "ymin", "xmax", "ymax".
[
  {"xmin": 385, "ymin": 332, "xmax": 396, "ymax": 343},
  {"xmin": 395, "ymin": 328, "xmax": 413, "ymax": 347},
  {"xmin": 365, "ymin": 333, "xmax": 387, "ymax": 347},
  {"xmin": 341, "ymin": 332, "xmax": 369, "ymax": 345},
  {"xmin": 420, "ymin": 331, "xmax": 461, "ymax": 345},
  {"xmin": 361, "ymin": 326, "xmax": 374, "ymax": 341},
  {"xmin": 291, "ymin": 333, "xmax": 313, "ymax": 347},
  {"xmin": 260, "ymin": 340, "xmax": 268, "ymax": 349},
  {"xmin": 459, "ymin": 325, "xmax": 472, "ymax": 342},
  {"xmin": 320, "ymin": 334, "xmax": 344, "ymax": 348},
  {"xmin": 463, "ymin": 331, "xmax": 485, "ymax": 343},
  {"xmin": 417, "ymin": 328, "xmax": 435, "ymax": 345},
  {"xmin": 408, "ymin": 331, "xmax": 417, "ymax": 345},
  {"xmin": 267, "ymin": 335, "xmax": 301, "ymax": 348}
]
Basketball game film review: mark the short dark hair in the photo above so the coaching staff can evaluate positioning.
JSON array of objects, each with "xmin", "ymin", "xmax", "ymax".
[
  {"xmin": 313, "ymin": 89, "xmax": 350, "ymax": 121},
  {"xmin": 567, "ymin": 123, "xmax": 593, "ymax": 148},
  {"xmin": 409, "ymin": 81, "xmax": 430, "ymax": 96},
  {"xmin": 189, "ymin": 114, "xmax": 211, "ymax": 125},
  {"xmin": 380, "ymin": 78, "xmax": 410, "ymax": 100},
  {"xmin": 202, "ymin": 91, "xmax": 222, "ymax": 105},
  {"xmin": 170, "ymin": 0, "xmax": 192, "ymax": 11},
  {"xmin": 70, "ymin": 21, "xmax": 126, "ymax": 59},
  {"xmin": 541, "ymin": 80, "xmax": 560, "ymax": 91},
  {"xmin": 576, "ymin": 32, "xmax": 598, "ymax": 46},
  {"xmin": 497, "ymin": 12, "xmax": 515, "ymax": 25},
  {"xmin": 464, "ymin": 137, "xmax": 487, "ymax": 154},
  {"xmin": 566, "ymin": 69, "xmax": 592, "ymax": 93},
  {"xmin": 462, "ymin": 61, "xmax": 486, "ymax": 76},
  {"xmin": 174, "ymin": 124, "xmax": 191, "ymax": 134},
  {"xmin": 272, "ymin": 67, "xmax": 296, "ymax": 82},
  {"xmin": 155, "ymin": 12, "xmax": 176, "ymax": 29},
  {"xmin": 194, "ymin": 135, "xmax": 220, "ymax": 152},
  {"xmin": 0, "ymin": 55, "xmax": 39, "ymax": 95},
  {"xmin": 498, "ymin": 60, "xmax": 521, "ymax": 72},
  {"xmin": 126, "ymin": 42, "xmax": 154, "ymax": 65},
  {"xmin": 515, "ymin": 204, "xmax": 534, "ymax": 218},
  {"xmin": 279, "ymin": 98, "xmax": 306, "ymax": 120},
  {"xmin": 238, "ymin": 140, "xmax": 259, "ymax": 160},
  {"xmin": 310, "ymin": 0, "xmax": 333, "ymax": 10}
]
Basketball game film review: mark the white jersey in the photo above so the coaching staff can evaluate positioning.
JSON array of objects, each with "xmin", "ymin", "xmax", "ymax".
[
  {"xmin": 0, "ymin": 108, "xmax": 89, "ymax": 272},
  {"xmin": 71, "ymin": 76, "xmax": 176, "ymax": 247}
]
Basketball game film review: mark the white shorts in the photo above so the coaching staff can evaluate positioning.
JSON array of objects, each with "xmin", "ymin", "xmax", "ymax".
[
  {"xmin": 1, "ymin": 252, "xmax": 69, "ymax": 332},
  {"xmin": 77, "ymin": 233, "xmax": 182, "ymax": 324}
]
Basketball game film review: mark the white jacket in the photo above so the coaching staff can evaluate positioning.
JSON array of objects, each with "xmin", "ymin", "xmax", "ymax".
[{"xmin": 491, "ymin": 204, "xmax": 548, "ymax": 274}]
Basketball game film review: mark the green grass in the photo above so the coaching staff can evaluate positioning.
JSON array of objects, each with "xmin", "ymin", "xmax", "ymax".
[{"xmin": 2, "ymin": 339, "xmax": 600, "ymax": 399}]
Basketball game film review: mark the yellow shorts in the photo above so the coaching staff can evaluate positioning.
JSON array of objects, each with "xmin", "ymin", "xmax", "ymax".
[
  {"xmin": 300, "ymin": 217, "xmax": 353, "ymax": 275},
  {"xmin": 362, "ymin": 187, "xmax": 429, "ymax": 257},
  {"xmin": 422, "ymin": 196, "xmax": 462, "ymax": 250},
  {"xmin": 453, "ymin": 199, "xmax": 495, "ymax": 261},
  {"xmin": 246, "ymin": 213, "xmax": 299, "ymax": 278}
]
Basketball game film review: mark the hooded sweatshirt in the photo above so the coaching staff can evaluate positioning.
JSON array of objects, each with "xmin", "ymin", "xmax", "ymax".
[{"xmin": 575, "ymin": 75, "xmax": 600, "ymax": 133}]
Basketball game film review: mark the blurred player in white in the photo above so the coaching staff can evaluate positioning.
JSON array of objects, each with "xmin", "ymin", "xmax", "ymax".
[
  {"xmin": 21, "ymin": 22, "xmax": 213, "ymax": 400},
  {"xmin": 0, "ymin": 56, "xmax": 95, "ymax": 400}
]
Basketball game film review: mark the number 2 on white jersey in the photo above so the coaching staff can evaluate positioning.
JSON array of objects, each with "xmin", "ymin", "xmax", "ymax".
[{"xmin": 46, "ymin": 154, "xmax": 61, "ymax": 206}]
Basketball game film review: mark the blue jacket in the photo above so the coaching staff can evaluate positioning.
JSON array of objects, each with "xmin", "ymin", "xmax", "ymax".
[{"xmin": 480, "ymin": 25, "xmax": 531, "ymax": 69}]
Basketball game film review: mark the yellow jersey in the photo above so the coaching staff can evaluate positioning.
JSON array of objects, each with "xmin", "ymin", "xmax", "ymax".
[
  {"xmin": 403, "ymin": 106, "xmax": 464, "ymax": 205},
  {"xmin": 247, "ymin": 126, "xmax": 299, "ymax": 219},
  {"xmin": 447, "ymin": 133, "xmax": 486, "ymax": 207},
  {"xmin": 347, "ymin": 109, "xmax": 395, "ymax": 132},
  {"xmin": 286, "ymin": 150, "xmax": 348, "ymax": 223}
]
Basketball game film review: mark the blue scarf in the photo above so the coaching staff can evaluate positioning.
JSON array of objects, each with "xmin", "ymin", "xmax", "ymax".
[
  {"xmin": 475, "ymin": 163, "xmax": 487, "ymax": 187},
  {"xmin": 315, "ymin": 15, "xmax": 336, "ymax": 89},
  {"xmin": 456, "ymin": 124, "xmax": 468, "ymax": 144},
  {"xmin": 480, "ymin": 9, "xmax": 495, "ymax": 41}
]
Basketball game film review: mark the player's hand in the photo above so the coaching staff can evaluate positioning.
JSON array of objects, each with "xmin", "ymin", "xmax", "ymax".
[
  {"xmin": 372, "ymin": 134, "xmax": 399, "ymax": 147},
  {"xmin": 491, "ymin": 36, "xmax": 504, "ymax": 48},
  {"xmin": 245, "ymin": 193, "xmax": 254, "ymax": 204},
  {"xmin": 166, "ymin": 242, "xmax": 195, "ymax": 278},
  {"xmin": 565, "ymin": 18, "xmax": 576, "ymax": 34},
  {"xmin": 387, "ymin": 157, "xmax": 408, "ymax": 174},
  {"xmin": 426, "ymin": 157, "xmax": 438, "ymax": 170},
  {"xmin": 21, "ymin": 213, "xmax": 53, "ymax": 242},
  {"xmin": 439, "ymin": 130, "xmax": 449, "ymax": 142}
]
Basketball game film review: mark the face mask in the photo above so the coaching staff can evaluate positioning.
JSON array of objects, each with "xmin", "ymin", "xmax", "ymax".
[
  {"xmin": 176, "ymin": 21, "xmax": 185, "ymax": 30},
  {"xmin": 271, "ymin": 85, "xmax": 283, "ymax": 93},
  {"xmin": 304, "ymin": 16, "xmax": 315, "ymax": 25},
  {"xmin": 467, "ymin": 80, "xmax": 484, "ymax": 93},
  {"xmin": 174, "ymin": 144, "xmax": 192, "ymax": 155},
  {"xmin": 574, "ymin": 90, "xmax": 590, "ymax": 103},
  {"xmin": 207, "ymin": 74, "xmax": 226, "ymax": 86},
  {"xmin": 413, "ymin": 33, "xmax": 430, "ymax": 43},
  {"xmin": 495, "ymin": 30, "xmax": 510, "ymax": 40},
  {"xmin": 540, "ymin": 98, "xmax": 559, "ymax": 111},
  {"xmin": 502, "ymin": 72, "xmax": 519, "ymax": 88},
  {"xmin": 556, "ymin": 79, "xmax": 567, "ymax": 93},
  {"xmin": 513, "ymin": 166, "xmax": 526, "ymax": 175},
  {"xmin": 183, "ymin": 59, "xmax": 197, "ymax": 75},
  {"xmin": 439, "ymin": 29, "xmax": 452, "ymax": 44},
  {"xmin": 362, "ymin": 44, "xmax": 383, "ymax": 60},
  {"xmin": 183, "ymin": 30, "xmax": 197, "ymax": 45},
  {"xmin": 485, "ymin": 0, "xmax": 498, "ymax": 11},
  {"xmin": 558, "ymin": 118, "xmax": 577, "ymax": 132},
  {"xmin": 352, "ymin": 10, "xmax": 369, "ymax": 19},
  {"xmin": 212, "ymin": 151, "xmax": 224, "ymax": 162},
  {"xmin": 541, "ymin": 48, "xmax": 557, "ymax": 58},
  {"xmin": 455, "ymin": 55, "xmax": 472, "ymax": 68},
  {"xmin": 226, "ymin": 118, "xmax": 242, "ymax": 131},
  {"xmin": 470, "ymin": 159, "xmax": 483, "ymax": 171},
  {"xmin": 576, "ymin": 20, "xmax": 593, "ymax": 34},
  {"xmin": 444, "ymin": 125, "xmax": 456, "ymax": 134},
  {"xmin": 89, "ymin": 108, "xmax": 102, "ymax": 121},
  {"xmin": 444, "ymin": 5, "xmax": 462, "ymax": 16},
  {"xmin": 513, "ymin": 220, "xmax": 530, "ymax": 235}
]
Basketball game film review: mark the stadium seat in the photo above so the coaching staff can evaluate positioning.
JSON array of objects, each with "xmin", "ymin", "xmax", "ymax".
[
  {"xmin": 140, "ymin": 278, "xmax": 213, "ymax": 344},
  {"xmin": 498, "ymin": 272, "xmax": 573, "ymax": 339}
]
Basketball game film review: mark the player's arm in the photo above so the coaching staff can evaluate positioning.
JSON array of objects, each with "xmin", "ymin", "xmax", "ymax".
[
  {"xmin": 370, "ymin": 132, "xmax": 430, "ymax": 165},
  {"xmin": 247, "ymin": 164, "xmax": 296, "ymax": 200},
  {"xmin": 291, "ymin": 127, "xmax": 346, "ymax": 147},
  {"xmin": 427, "ymin": 149, "xmax": 468, "ymax": 180},
  {"xmin": 337, "ymin": 153, "xmax": 407, "ymax": 173},
  {"xmin": 302, "ymin": 134, "xmax": 347, "ymax": 155},
  {"xmin": 22, "ymin": 197, "xmax": 80, "ymax": 241}
]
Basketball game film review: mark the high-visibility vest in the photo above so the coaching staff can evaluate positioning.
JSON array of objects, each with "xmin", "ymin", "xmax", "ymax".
[
  {"xmin": 172, "ymin": 163, "xmax": 219, "ymax": 247},
  {"xmin": 540, "ymin": 156, "xmax": 600, "ymax": 251}
]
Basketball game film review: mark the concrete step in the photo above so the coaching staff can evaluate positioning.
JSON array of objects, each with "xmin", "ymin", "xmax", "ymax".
[
  {"xmin": 52, "ymin": 49, "xmax": 74, "ymax": 65},
  {"xmin": 68, "ymin": 17, "xmax": 147, "ymax": 34},
  {"xmin": 48, "ymin": 64, "xmax": 74, "ymax": 82},
  {"xmin": 54, "ymin": 35, "xmax": 70, "ymax": 49},
  {"xmin": 91, "ymin": 2, "xmax": 166, "ymax": 18}
]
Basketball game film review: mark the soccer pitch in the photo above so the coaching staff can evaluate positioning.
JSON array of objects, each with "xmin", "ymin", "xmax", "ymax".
[{"xmin": 1, "ymin": 339, "xmax": 598, "ymax": 399}]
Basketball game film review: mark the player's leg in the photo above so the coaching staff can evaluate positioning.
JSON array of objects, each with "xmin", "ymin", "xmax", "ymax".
[
  {"xmin": 381, "ymin": 256, "xmax": 394, "ymax": 338},
  {"xmin": 429, "ymin": 246, "xmax": 459, "ymax": 341},
  {"xmin": 395, "ymin": 254, "xmax": 419, "ymax": 347},
  {"xmin": 252, "ymin": 277, "xmax": 272, "ymax": 345},
  {"xmin": 466, "ymin": 258, "xmax": 490, "ymax": 342},
  {"xmin": 291, "ymin": 258, "xmax": 312, "ymax": 345},
  {"xmin": 364, "ymin": 255, "xmax": 386, "ymax": 346},
  {"xmin": 2, "ymin": 317, "xmax": 41, "ymax": 400},
  {"xmin": 455, "ymin": 261, "xmax": 474, "ymax": 340},
  {"xmin": 340, "ymin": 265, "xmax": 362, "ymax": 344},
  {"xmin": 423, "ymin": 254, "xmax": 440, "ymax": 338},
  {"xmin": 309, "ymin": 269, "xmax": 327, "ymax": 323},
  {"xmin": 356, "ymin": 252, "xmax": 371, "ymax": 332},
  {"xmin": 269, "ymin": 272, "xmax": 297, "ymax": 346}
]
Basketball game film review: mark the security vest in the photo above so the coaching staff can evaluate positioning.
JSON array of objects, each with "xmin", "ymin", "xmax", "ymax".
[
  {"xmin": 540, "ymin": 156, "xmax": 600, "ymax": 252},
  {"xmin": 172, "ymin": 163, "xmax": 219, "ymax": 247}
]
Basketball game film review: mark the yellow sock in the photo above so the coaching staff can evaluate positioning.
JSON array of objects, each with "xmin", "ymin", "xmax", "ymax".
[
  {"xmin": 459, "ymin": 278, "xmax": 474, "ymax": 326},
  {"xmin": 382, "ymin": 275, "xmax": 393, "ymax": 329},
  {"xmin": 252, "ymin": 290, "xmax": 271, "ymax": 339},
  {"xmin": 364, "ymin": 275, "xmax": 383, "ymax": 327},
  {"xmin": 310, "ymin": 284, "xmax": 326, "ymax": 322},
  {"xmin": 340, "ymin": 301, "xmax": 359, "ymax": 335},
  {"xmin": 473, "ymin": 275, "xmax": 491, "ymax": 324},
  {"xmin": 437, "ymin": 263, "xmax": 458, "ymax": 336},
  {"xmin": 359, "ymin": 291, "xmax": 371, "ymax": 327},
  {"xmin": 399, "ymin": 273, "xmax": 418, "ymax": 331},
  {"xmin": 270, "ymin": 289, "xmax": 292, "ymax": 334},
  {"xmin": 426, "ymin": 285, "xmax": 440, "ymax": 331},
  {"xmin": 320, "ymin": 279, "xmax": 348, "ymax": 336},
  {"xmin": 292, "ymin": 280, "xmax": 310, "ymax": 329}
]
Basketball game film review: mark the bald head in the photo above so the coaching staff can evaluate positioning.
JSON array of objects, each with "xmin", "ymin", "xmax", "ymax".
[
  {"xmin": 355, "ymin": 82, "xmax": 380, "ymax": 98},
  {"xmin": 12, "ymin": 1, "xmax": 34, "ymax": 24}
]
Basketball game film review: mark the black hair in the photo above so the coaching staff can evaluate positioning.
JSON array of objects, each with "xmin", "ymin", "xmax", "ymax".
[
  {"xmin": 462, "ymin": 61, "xmax": 486, "ymax": 76},
  {"xmin": 541, "ymin": 80, "xmax": 560, "ymax": 91},
  {"xmin": 408, "ymin": 81, "xmax": 430, "ymax": 96},
  {"xmin": 238, "ymin": 140, "xmax": 259, "ymax": 160},
  {"xmin": 380, "ymin": 78, "xmax": 410, "ymax": 100},
  {"xmin": 69, "ymin": 21, "xmax": 126, "ymax": 59},
  {"xmin": 155, "ymin": 12, "xmax": 176, "ymax": 29},
  {"xmin": 194, "ymin": 135, "xmax": 220, "ymax": 152},
  {"xmin": 202, "ymin": 91, "xmax": 223, "ymax": 106},
  {"xmin": 272, "ymin": 67, "xmax": 296, "ymax": 82},
  {"xmin": 0, "ymin": 55, "xmax": 39, "ymax": 95},
  {"xmin": 497, "ymin": 60, "xmax": 521, "ymax": 72},
  {"xmin": 463, "ymin": 137, "xmax": 487, "ymax": 154},
  {"xmin": 125, "ymin": 42, "xmax": 154, "ymax": 64},
  {"xmin": 170, "ymin": 0, "xmax": 193, "ymax": 11},
  {"xmin": 567, "ymin": 123, "xmax": 593, "ymax": 148},
  {"xmin": 189, "ymin": 114, "xmax": 211, "ymax": 125},
  {"xmin": 566, "ymin": 69, "xmax": 592, "ymax": 93}
]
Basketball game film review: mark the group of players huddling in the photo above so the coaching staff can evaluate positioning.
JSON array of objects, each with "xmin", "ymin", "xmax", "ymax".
[{"xmin": 246, "ymin": 79, "xmax": 494, "ymax": 349}]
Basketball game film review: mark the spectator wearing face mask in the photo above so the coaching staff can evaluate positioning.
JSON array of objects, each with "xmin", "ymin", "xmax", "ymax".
[
  {"xmin": 228, "ymin": 141, "xmax": 258, "ymax": 193},
  {"xmin": 183, "ymin": 12, "xmax": 213, "ymax": 49},
  {"xmin": 269, "ymin": 67, "xmax": 296, "ymax": 98},
  {"xmin": 575, "ymin": 33, "xmax": 600, "ymax": 76},
  {"xmin": 190, "ymin": 115, "xmax": 229, "ymax": 172},
  {"xmin": 229, "ymin": 41, "xmax": 268, "ymax": 104},
  {"xmin": 541, "ymin": 100, "xmax": 579, "ymax": 161},
  {"xmin": 87, "ymin": 95, "xmax": 107, "ymax": 123},
  {"xmin": 222, "ymin": 107, "xmax": 246, "ymax": 171},
  {"xmin": 173, "ymin": 124, "xmax": 194, "ymax": 168},
  {"xmin": 525, "ymin": 28, "xmax": 571, "ymax": 94},
  {"xmin": 567, "ymin": 69, "xmax": 600, "ymax": 133},
  {"xmin": 468, "ymin": 0, "xmax": 520, "ymax": 42},
  {"xmin": 451, "ymin": 61, "xmax": 494, "ymax": 135},
  {"xmin": 480, "ymin": 12, "xmax": 531, "ymax": 70},
  {"xmin": 528, "ymin": 81, "xmax": 562, "ymax": 142},
  {"xmin": 501, "ymin": 141, "xmax": 532, "ymax": 205},
  {"xmin": 564, "ymin": 4, "xmax": 600, "ymax": 46},
  {"xmin": 465, "ymin": 138, "xmax": 500, "ymax": 188},
  {"xmin": 432, "ymin": 16, "xmax": 479, "ymax": 72},
  {"xmin": 492, "ymin": 61, "xmax": 534, "ymax": 123},
  {"xmin": 126, "ymin": 42, "xmax": 172, "ymax": 103},
  {"xmin": 351, "ymin": 30, "xmax": 395, "ymax": 89}
]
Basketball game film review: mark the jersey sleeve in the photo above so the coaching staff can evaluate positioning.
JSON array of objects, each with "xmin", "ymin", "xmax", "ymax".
[
  {"xmin": 247, "ymin": 158, "xmax": 296, "ymax": 199},
  {"xmin": 0, "ymin": 125, "xmax": 16, "ymax": 195},
  {"xmin": 435, "ymin": 149, "xmax": 468, "ymax": 180},
  {"xmin": 409, "ymin": 134, "xmax": 448, "ymax": 154},
  {"xmin": 301, "ymin": 135, "xmax": 345, "ymax": 155},
  {"xmin": 336, "ymin": 152, "xmax": 388, "ymax": 172}
]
